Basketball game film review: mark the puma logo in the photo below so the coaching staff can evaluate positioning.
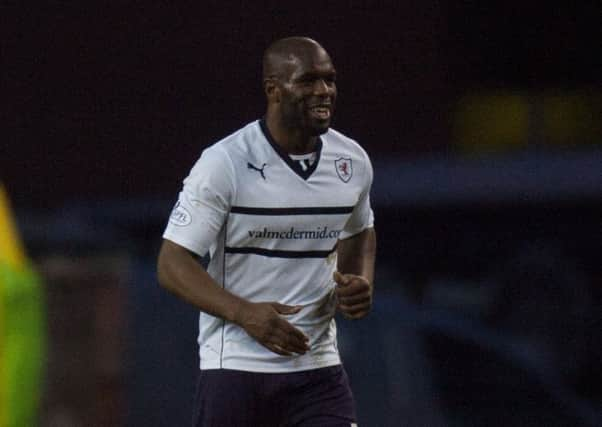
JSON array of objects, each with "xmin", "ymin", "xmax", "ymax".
[{"xmin": 247, "ymin": 162, "xmax": 267, "ymax": 180}]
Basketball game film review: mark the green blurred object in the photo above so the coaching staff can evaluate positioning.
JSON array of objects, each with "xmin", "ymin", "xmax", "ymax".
[
  {"xmin": 1, "ymin": 263, "xmax": 46, "ymax": 427},
  {"xmin": 0, "ymin": 183, "xmax": 46, "ymax": 427}
]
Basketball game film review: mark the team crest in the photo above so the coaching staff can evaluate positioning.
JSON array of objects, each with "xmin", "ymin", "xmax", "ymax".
[{"xmin": 335, "ymin": 157, "xmax": 353, "ymax": 182}]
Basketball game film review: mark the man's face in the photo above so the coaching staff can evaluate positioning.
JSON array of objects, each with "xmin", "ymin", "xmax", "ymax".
[{"xmin": 277, "ymin": 48, "xmax": 337, "ymax": 136}]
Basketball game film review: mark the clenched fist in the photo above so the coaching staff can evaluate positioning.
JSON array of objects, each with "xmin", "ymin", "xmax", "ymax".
[{"xmin": 333, "ymin": 271, "xmax": 373, "ymax": 319}]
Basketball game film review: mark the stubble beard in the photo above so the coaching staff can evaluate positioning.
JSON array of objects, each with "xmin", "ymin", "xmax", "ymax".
[{"xmin": 280, "ymin": 104, "xmax": 331, "ymax": 137}]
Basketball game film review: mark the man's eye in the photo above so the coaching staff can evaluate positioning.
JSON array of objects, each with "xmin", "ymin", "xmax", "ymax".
[{"xmin": 295, "ymin": 75, "xmax": 336, "ymax": 88}]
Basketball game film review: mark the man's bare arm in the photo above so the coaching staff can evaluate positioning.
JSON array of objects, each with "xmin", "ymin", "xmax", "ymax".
[
  {"xmin": 336, "ymin": 227, "xmax": 376, "ymax": 282},
  {"xmin": 157, "ymin": 239, "xmax": 243, "ymax": 321},
  {"xmin": 334, "ymin": 227, "xmax": 376, "ymax": 319},
  {"xmin": 157, "ymin": 239, "xmax": 309, "ymax": 355}
]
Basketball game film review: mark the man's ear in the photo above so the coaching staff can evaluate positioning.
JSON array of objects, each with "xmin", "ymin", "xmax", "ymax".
[{"xmin": 264, "ymin": 78, "xmax": 280, "ymax": 103}]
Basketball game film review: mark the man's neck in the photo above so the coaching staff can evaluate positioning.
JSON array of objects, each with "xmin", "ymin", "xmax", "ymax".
[{"xmin": 265, "ymin": 115, "xmax": 318, "ymax": 155}]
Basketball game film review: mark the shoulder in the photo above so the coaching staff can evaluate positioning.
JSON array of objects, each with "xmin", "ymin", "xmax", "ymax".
[
  {"xmin": 324, "ymin": 127, "xmax": 371, "ymax": 162},
  {"xmin": 191, "ymin": 121, "xmax": 262, "ymax": 171},
  {"xmin": 206, "ymin": 120, "xmax": 262, "ymax": 158}
]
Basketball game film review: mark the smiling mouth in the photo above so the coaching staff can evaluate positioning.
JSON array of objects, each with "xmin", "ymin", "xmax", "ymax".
[{"xmin": 309, "ymin": 105, "xmax": 331, "ymax": 120}]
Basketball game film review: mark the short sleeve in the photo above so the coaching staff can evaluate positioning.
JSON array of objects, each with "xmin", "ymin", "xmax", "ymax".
[
  {"xmin": 162, "ymin": 147, "xmax": 235, "ymax": 256},
  {"xmin": 339, "ymin": 154, "xmax": 374, "ymax": 239}
]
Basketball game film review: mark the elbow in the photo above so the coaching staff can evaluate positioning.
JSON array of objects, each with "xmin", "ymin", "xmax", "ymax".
[
  {"xmin": 156, "ymin": 243, "xmax": 172, "ymax": 291},
  {"xmin": 156, "ymin": 264, "xmax": 168, "ymax": 290}
]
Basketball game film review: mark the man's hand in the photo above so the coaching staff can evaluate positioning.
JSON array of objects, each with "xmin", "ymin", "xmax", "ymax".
[
  {"xmin": 235, "ymin": 301, "xmax": 310, "ymax": 356},
  {"xmin": 333, "ymin": 271, "xmax": 373, "ymax": 319}
]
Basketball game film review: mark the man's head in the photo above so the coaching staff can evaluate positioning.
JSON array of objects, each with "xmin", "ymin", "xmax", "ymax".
[{"xmin": 263, "ymin": 37, "xmax": 337, "ymax": 137}]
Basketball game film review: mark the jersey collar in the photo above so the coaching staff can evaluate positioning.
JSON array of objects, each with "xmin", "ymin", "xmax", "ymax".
[{"xmin": 259, "ymin": 118, "xmax": 323, "ymax": 181}]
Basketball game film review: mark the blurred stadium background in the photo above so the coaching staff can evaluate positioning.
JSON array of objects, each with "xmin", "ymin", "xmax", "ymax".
[{"xmin": 2, "ymin": 2, "xmax": 601, "ymax": 426}]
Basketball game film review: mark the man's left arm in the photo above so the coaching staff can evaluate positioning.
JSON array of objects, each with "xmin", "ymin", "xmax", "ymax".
[{"xmin": 334, "ymin": 227, "xmax": 376, "ymax": 319}]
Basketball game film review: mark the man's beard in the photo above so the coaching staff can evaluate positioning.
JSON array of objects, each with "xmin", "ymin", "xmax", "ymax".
[{"xmin": 280, "ymin": 104, "xmax": 330, "ymax": 136}]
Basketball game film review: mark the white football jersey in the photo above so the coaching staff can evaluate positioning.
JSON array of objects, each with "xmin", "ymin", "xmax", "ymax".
[{"xmin": 163, "ymin": 119, "xmax": 374, "ymax": 372}]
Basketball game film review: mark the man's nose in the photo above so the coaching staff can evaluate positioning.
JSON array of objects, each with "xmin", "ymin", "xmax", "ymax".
[{"xmin": 313, "ymin": 79, "xmax": 333, "ymax": 95}]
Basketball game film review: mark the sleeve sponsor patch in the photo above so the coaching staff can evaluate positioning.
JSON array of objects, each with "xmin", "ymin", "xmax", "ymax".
[{"xmin": 169, "ymin": 201, "xmax": 192, "ymax": 226}]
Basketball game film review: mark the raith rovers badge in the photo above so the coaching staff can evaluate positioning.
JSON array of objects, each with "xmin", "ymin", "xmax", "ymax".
[{"xmin": 335, "ymin": 157, "xmax": 352, "ymax": 182}]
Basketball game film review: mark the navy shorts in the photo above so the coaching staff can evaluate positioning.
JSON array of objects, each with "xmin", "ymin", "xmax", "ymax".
[{"xmin": 192, "ymin": 365, "xmax": 357, "ymax": 427}]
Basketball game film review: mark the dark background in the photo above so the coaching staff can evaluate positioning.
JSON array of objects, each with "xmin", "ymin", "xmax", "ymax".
[
  {"xmin": 3, "ymin": 2, "xmax": 602, "ymax": 426},
  {"xmin": 5, "ymin": 2, "xmax": 600, "ymax": 205}
]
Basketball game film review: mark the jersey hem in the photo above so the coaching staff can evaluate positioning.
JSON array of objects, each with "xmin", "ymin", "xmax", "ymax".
[
  {"xmin": 339, "ymin": 224, "xmax": 374, "ymax": 240},
  {"xmin": 199, "ymin": 357, "xmax": 342, "ymax": 373},
  {"xmin": 162, "ymin": 233, "xmax": 208, "ymax": 257}
]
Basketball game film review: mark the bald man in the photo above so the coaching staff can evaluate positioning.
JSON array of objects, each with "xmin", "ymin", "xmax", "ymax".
[{"xmin": 158, "ymin": 37, "xmax": 376, "ymax": 426}]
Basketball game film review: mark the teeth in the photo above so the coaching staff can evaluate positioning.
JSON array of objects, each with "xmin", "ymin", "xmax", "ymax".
[{"xmin": 311, "ymin": 107, "xmax": 330, "ymax": 117}]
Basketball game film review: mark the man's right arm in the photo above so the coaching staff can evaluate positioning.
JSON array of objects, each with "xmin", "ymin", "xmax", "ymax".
[
  {"xmin": 157, "ymin": 239, "xmax": 309, "ymax": 356},
  {"xmin": 157, "ymin": 239, "xmax": 244, "ymax": 322}
]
